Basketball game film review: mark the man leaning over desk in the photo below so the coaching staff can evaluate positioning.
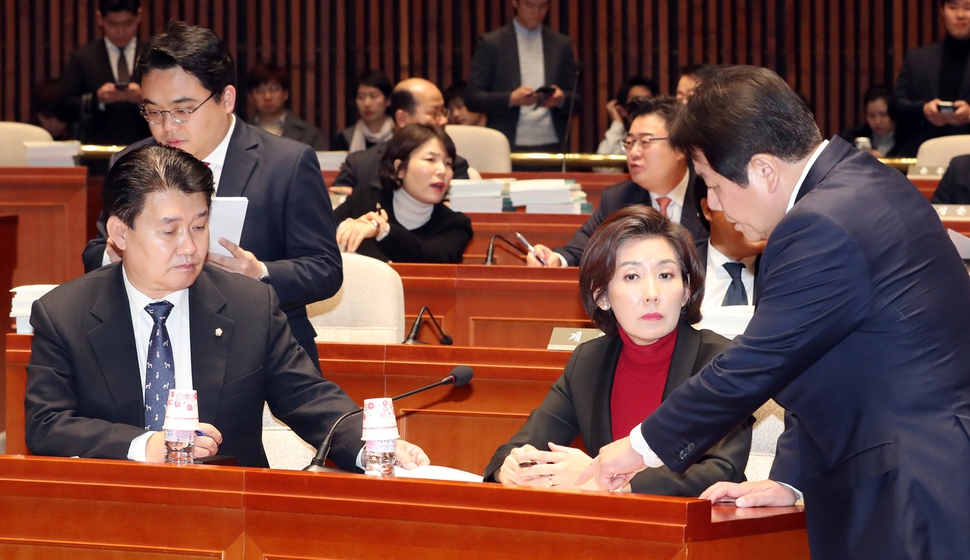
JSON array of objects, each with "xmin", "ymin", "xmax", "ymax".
[{"xmin": 26, "ymin": 144, "xmax": 428, "ymax": 470}]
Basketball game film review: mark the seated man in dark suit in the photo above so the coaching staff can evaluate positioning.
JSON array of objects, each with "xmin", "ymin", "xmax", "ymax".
[
  {"xmin": 692, "ymin": 175, "xmax": 765, "ymax": 309},
  {"xmin": 330, "ymin": 78, "xmax": 470, "ymax": 196},
  {"xmin": 528, "ymin": 96, "xmax": 708, "ymax": 267},
  {"xmin": 55, "ymin": 0, "xmax": 150, "ymax": 146},
  {"xmin": 27, "ymin": 144, "xmax": 428, "ymax": 469},
  {"xmin": 932, "ymin": 153, "xmax": 970, "ymax": 203},
  {"xmin": 247, "ymin": 61, "xmax": 326, "ymax": 151},
  {"xmin": 82, "ymin": 22, "xmax": 340, "ymax": 369}
]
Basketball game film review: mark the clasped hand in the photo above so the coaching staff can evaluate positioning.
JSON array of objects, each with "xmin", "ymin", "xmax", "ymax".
[
  {"xmin": 498, "ymin": 443, "xmax": 607, "ymax": 491},
  {"xmin": 336, "ymin": 209, "xmax": 389, "ymax": 253}
]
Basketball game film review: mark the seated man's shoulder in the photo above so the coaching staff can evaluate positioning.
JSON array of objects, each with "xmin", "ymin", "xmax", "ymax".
[
  {"xmin": 200, "ymin": 264, "xmax": 271, "ymax": 299},
  {"xmin": 345, "ymin": 142, "xmax": 386, "ymax": 167},
  {"xmin": 248, "ymin": 121, "xmax": 315, "ymax": 158}
]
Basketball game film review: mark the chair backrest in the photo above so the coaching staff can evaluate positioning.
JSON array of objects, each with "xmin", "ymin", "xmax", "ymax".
[
  {"xmin": 445, "ymin": 124, "xmax": 512, "ymax": 173},
  {"xmin": 307, "ymin": 252, "xmax": 405, "ymax": 344},
  {"xmin": 909, "ymin": 134, "xmax": 970, "ymax": 176},
  {"xmin": 745, "ymin": 399, "xmax": 785, "ymax": 482},
  {"xmin": 0, "ymin": 123, "xmax": 54, "ymax": 166}
]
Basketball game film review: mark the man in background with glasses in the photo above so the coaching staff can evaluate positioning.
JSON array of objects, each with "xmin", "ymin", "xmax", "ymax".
[
  {"xmin": 82, "ymin": 21, "xmax": 341, "ymax": 370},
  {"xmin": 527, "ymin": 96, "xmax": 708, "ymax": 267}
]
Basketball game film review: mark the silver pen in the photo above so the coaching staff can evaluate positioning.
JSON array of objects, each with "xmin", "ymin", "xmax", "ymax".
[{"xmin": 515, "ymin": 231, "xmax": 546, "ymax": 265}]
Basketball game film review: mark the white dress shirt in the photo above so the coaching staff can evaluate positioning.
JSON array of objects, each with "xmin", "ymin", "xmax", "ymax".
[
  {"xmin": 122, "ymin": 266, "xmax": 193, "ymax": 461},
  {"xmin": 104, "ymin": 37, "xmax": 137, "ymax": 84},
  {"xmin": 201, "ymin": 114, "xmax": 237, "ymax": 192},
  {"xmin": 649, "ymin": 169, "xmax": 689, "ymax": 224}
]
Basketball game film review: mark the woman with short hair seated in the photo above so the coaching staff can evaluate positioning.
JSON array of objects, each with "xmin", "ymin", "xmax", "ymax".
[
  {"xmin": 334, "ymin": 123, "xmax": 473, "ymax": 263},
  {"xmin": 484, "ymin": 205, "xmax": 751, "ymax": 494}
]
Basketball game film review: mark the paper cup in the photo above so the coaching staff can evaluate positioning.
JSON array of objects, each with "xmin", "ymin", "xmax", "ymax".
[
  {"xmin": 163, "ymin": 389, "xmax": 200, "ymax": 431},
  {"xmin": 360, "ymin": 397, "xmax": 400, "ymax": 441}
]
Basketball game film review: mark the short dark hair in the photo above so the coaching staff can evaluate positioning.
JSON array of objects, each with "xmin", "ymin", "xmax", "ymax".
[
  {"xmin": 624, "ymin": 95, "xmax": 681, "ymax": 130},
  {"xmin": 137, "ymin": 22, "xmax": 236, "ymax": 99},
  {"xmin": 616, "ymin": 76, "xmax": 659, "ymax": 104},
  {"xmin": 99, "ymin": 0, "xmax": 139, "ymax": 15},
  {"xmin": 358, "ymin": 70, "xmax": 393, "ymax": 99},
  {"xmin": 680, "ymin": 63, "xmax": 718, "ymax": 82},
  {"xmin": 443, "ymin": 82, "xmax": 468, "ymax": 107},
  {"xmin": 668, "ymin": 65, "xmax": 822, "ymax": 186},
  {"xmin": 579, "ymin": 205, "xmax": 705, "ymax": 336},
  {"xmin": 862, "ymin": 85, "xmax": 892, "ymax": 107},
  {"xmin": 247, "ymin": 62, "xmax": 290, "ymax": 91},
  {"xmin": 378, "ymin": 124, "xmax": 457, "ymax": 191},
  {"xmin": 388, "ymin": 88, "xmax": 417, "ymax": 119},
  {"xmin": 103, "ymin": 145, "xmax": 214, "ymax": 228}
]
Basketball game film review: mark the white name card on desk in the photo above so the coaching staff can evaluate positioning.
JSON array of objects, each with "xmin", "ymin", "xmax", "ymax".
[
  {"xmin": 209, "ymin": 197, "xmax": 249, "ymax": 258},
  {"xmin": 547, "ymin": 327, "xmax": 605, "ymax": 351}
]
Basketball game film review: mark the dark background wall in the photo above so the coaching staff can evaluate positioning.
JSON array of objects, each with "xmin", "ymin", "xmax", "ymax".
[{"xmin": 0, "ymin": 0, "xmax": 945, "ymax": 152}]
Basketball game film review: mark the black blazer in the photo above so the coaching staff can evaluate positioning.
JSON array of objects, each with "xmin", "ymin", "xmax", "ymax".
[
  {"xmin": 82, "ymin": 120, "xmax": 342, "ymax": 347},
  {"xmin": 332, "ymin": 140, "xmax": 471, "ymax": 192},
  {"xmin": 484, "ymin": 322, "xmax": 751, "ymax": 496},
  {"xmin": 255, "ymin": 112, "xmax": 326, "ymax": 151},
  {"xmin": 639, "ymin": 137, "xmax": 970, "ymax": 558},
  {"xmin": 892, "ymin": 39, "xmax": 970, "ymax": 142},
  {"xmin": 932, "ymin": 153, "xmax": 970, "ymax": 204},
  {"xmin": 25, "ymin": 264, "xmax": 364, "ymax": 470},
  {"xmin": 555, "ymin": 171, "xmax": 709, "ymax": 266},
  {"xmin": 56, "ymin": 39, "xmax": 151, "ymax": 145},
  {"xmin": 465, "ymin": 22, "xmax": 580, "ymax": 148},
  {"xmin": 333, "ymin": 183, "xmax": 473, "ymax": 263}
]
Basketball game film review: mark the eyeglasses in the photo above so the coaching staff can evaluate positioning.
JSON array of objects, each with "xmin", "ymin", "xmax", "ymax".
[
  {"xmin": 620, "ymin": 136, "xmax": 668, "ymax": 152},
  {"xmin": 141, "ymin": 92, "xmax": 215, "ymax": 125}
]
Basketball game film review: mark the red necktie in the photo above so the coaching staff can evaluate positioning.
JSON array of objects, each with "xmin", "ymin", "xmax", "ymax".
[{"xmin": 656, "ymin": 196, "xmax": 671, "ymax": 219}]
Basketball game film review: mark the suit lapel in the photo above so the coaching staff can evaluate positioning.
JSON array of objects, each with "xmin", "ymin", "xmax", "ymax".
[
  {"xmin": 589, "ymin": 336, "xmax": 623, "ymax": 454},
  {"xmin": 502, "ymin": 24, "xmax": 522, "ymax": 89},
  {"xmin": 662, "ymin": 322, "xmax": 700, "ymax": 400},
  {"xmin": 795, "ymin": 137, "xmax": 851, "ymax": 205},
  {"xmin": 216, "ymin": 121, "xmax": 258, "ymax": 198},
  {"xmin": 188, "ymin": 268, "xmax": 234, "ymax": 423},
  {"xmin": 94, "ymin": 41, "xmax": 116, "ymax": 86},
  {"xmin": 541, "ymin": 26, "xmax": 556, "ymax": 86},
  {"xmin": 87, "ymin": 264, "xmax": 144, "ymax": 427}
]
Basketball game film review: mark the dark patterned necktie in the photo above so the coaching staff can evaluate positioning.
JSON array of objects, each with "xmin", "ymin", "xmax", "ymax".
[
  {"xmin": 721, "ymin": 262, "xmax": 748, "ymax": 306},
  {"xmin": 116, "ymin": 47, "xmax": 130, "ymax": 84},
  {"xmin": 144, "ymin": 301, "xmax": 175, "ymax": 431}
]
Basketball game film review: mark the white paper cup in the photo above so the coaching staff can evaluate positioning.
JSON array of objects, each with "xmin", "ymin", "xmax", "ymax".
[
  {"xmin": 360, "ymin": 397, "xmax": 400, "ymax": 441},
  {"xmin": 163, "ymin": 389, "xmax": 200, "ymax": 431}
]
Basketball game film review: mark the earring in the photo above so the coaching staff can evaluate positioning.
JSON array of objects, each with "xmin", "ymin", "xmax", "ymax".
[{"xmin": 598, "ymin": 301, "xmax": 611, "ymax": 311}]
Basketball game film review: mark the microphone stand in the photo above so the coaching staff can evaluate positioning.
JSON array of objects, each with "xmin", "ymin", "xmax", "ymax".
[
  {"xmin": 402, "ymin": 305, "xmax": 453, "ymax": 345},
  {"xmin": 483, "ymin": 234, "xmax": 528, "ymax": 265}
]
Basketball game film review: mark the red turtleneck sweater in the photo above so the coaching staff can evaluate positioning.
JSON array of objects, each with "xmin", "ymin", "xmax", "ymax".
[{"xmin": 610, "ymin": 327, "xmax": 678, "ymax": 442}]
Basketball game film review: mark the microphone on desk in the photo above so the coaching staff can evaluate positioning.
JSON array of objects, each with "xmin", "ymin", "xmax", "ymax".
[
  {"xmin": 304, "ymin": 365, "xmax": 474, "ymax": 472},
  {"xmin": 402, "ymin": 305, "xmax": 453, "ymax": 345},
  {"xmin": 484, "ymin": 234, "xmax": 528, "ymax": 265},
  {"xmin": 561, "ymin": 62, "xmax": 583, "ymax": 172}
]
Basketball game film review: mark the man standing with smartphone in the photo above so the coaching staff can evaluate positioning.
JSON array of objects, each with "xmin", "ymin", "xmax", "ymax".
[{"xmin": 56, "ymin": 0, "xmax": 150, "ymax": 146}]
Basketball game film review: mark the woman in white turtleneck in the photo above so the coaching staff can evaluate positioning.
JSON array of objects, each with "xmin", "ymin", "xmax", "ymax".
[{"xmin": 333, "ymin": 123, "xmax": 473, "ymax": 263}]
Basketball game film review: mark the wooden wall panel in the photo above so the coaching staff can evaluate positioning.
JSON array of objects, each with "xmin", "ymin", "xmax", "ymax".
[{"xmin": 0, "ymin": 0, "xmax": 947, "ymax": 152}]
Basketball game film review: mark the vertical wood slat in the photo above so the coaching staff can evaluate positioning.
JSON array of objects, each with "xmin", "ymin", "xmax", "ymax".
[{"xmin": 0, "ymin": 0, "xmax": 951, "ymax": 152}]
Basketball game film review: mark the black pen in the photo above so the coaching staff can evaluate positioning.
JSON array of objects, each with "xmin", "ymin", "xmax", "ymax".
[{"xmin": 515, "ymin": 231, "xmax": 546, "ymax": 265}]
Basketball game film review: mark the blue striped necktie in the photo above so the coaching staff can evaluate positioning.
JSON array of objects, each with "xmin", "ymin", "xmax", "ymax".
[
  {"xmin": 721, "ymin": 262, "xmax": 748, "ymax": 306},
  {"xmin": 144, "ymin": 301, "xmax": 175, "ymax": 431}
]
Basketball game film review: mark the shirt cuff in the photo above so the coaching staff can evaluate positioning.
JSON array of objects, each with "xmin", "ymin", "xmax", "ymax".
[
  {"xmin": 127, "ymin": 431, "xmax": 153, "ymax": 462},
  {"xmin": 552, "ymin": 251, "xmax": 569, "ymax": 267},
  {"xmin": 628, "ymin": 424, "xmax": 664, "ymax": 468},
  {"xmin": 775, "ymin": 481, "xmax": 805, "ymax": 504},
  {"xmin": 101, "ymin": 248, "xmax": 112, "ymax": 267},
  {"xmin": 355, "ymin": 447, "xmax": 364, "ymax": 470}
]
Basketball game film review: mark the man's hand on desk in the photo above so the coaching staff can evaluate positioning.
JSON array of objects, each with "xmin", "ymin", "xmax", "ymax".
[
  {"xmin": 700, "ymin": 479, "xmax": 798, "ymax": 508},
  {"xmin": 145, "ymin": 422, "xmax": 223, "ymax": 462},
  {"xmin": 395, "ymin": 439, "xmax": 430, "ymax": 470},
  {"xmin": 525, "ymin": 244, "xmax": 562, "ymax": 267},
  {"xmin": 207, "ymin": 237, "xmax": 264, "ymax": 279},
  {"xmin": 575, "ymin": 436, "xmax": 647, "ymax": 491}
]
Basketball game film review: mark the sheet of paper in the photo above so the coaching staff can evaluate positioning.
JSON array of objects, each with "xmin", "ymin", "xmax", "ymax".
[
  {"xmin": 392, "ymin": 465, "xmax": 483, "ymax": 483},
  {"xmin": 209, "ymin": 197, "xmax": 249, "ymax": 258},
  {"xmin": 948, "ymin": 228, "xmax": 970, "ymax": 259}
]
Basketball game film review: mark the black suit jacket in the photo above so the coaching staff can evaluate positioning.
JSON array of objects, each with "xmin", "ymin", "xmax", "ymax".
[
  {"xmin": 332, "ymin": 140, "xmax": 471, "ymax": 192},
  {"xmin": 465, "ymin": 22, "xmax": 580, "ymax": 148},
  {"xmin": 332, "ymin": 183, "xmax": 473, "ymax": 263},
  {"xmin": 932, "ymin": 153, "xmax": 970, "ymax": 204},
  {"xmin": 892, "ymin": 39, "xmax": 970, "ymax": 142},
  {"xmin": 56, "ymin": 39, "xmax": 151, "ymax": 145},
  {"xmin": 640, "ymin": 138, "xmax": 970, "ymax": 558},
  {"xmin": 82, "ymin": 120, "xmax": 342, "ymax": 347},
  {"xmin": 25, "ymin": 264, "xmax": 363, "ymax": 470},
  {"xmin": 484, "ymin": 322, "xmax": 751, "ymax": 496},
  {"xmin": 555, "ymin": 172, "xmax": 709, "ymax": 266},
  {"xmin": 278, "ymin": 112, "xmax": 326, "ymax": 151}
]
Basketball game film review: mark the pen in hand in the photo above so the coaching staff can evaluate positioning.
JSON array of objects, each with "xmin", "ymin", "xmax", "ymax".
[{"xmin": 515, "ymin": 231, "xmax": 546, "ymax": 266}]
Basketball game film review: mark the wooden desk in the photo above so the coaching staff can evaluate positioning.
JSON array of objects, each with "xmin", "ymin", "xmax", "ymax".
[
  {"xmin": 0, "ymin": 216, "xmax": 15, "ymax": 432},
  {"xmin": 390, "ymin": 263, "xmax": 592, "ymax": 348},
  {"xmin": 0, "ymin": 455, "xmax": 809, "ymax": 559},
  {"xmin": 6, "ymin": 334, "xmax": 571, "ymax": 472},
  {"xmin": 462, "ymin": 212, "xmax": 587, "ymax": 264},
  {"xmin": 0, "ymin": 167, "xmax": 87, "ymax": 286},
  {"xmin": 911, "ymin": 176, "xmax": 939, "ymax": 201}
]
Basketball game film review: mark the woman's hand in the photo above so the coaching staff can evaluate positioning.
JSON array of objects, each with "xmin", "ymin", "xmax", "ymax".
[
  {"xmin": 335, "ymin": 210, "xmax": 389, "ymax": 253},
  {"xmin": 498, "ymin": 443, "xmax": 606, "ymax": 491}
]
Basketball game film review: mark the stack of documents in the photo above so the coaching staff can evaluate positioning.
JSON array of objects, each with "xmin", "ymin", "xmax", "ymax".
[
  {"xmin": 526, "ymin": 190, "xmax": 591, "ymax": 214},
  {"xmin": 10, "ymin": 284, "xmax": 58, "ymax": 334},
  {"xmin": 316, "ymin": 151, "xmax": 348, "ymax": 171},
  {"xmin": 508, "ymin": 179, "xmax": 590, "ymax": 213},
  {"xmin": 448, "ymin": 179, "xmax": 506, "ymax": 213},
  {"xmin": 24, "ymin": 141, "xmax": 81, "ymax": 167}
]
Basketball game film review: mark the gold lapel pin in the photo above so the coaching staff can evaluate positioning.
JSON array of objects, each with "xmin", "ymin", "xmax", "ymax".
[{"xmin": 215, "ymin": 328, "xmax": 223, "ymax": 337}]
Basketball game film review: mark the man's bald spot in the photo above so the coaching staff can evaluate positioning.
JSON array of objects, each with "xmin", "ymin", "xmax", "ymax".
[{"xmin": 394, "ymin": 77, "xmax": 441, "ymax": 97}]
